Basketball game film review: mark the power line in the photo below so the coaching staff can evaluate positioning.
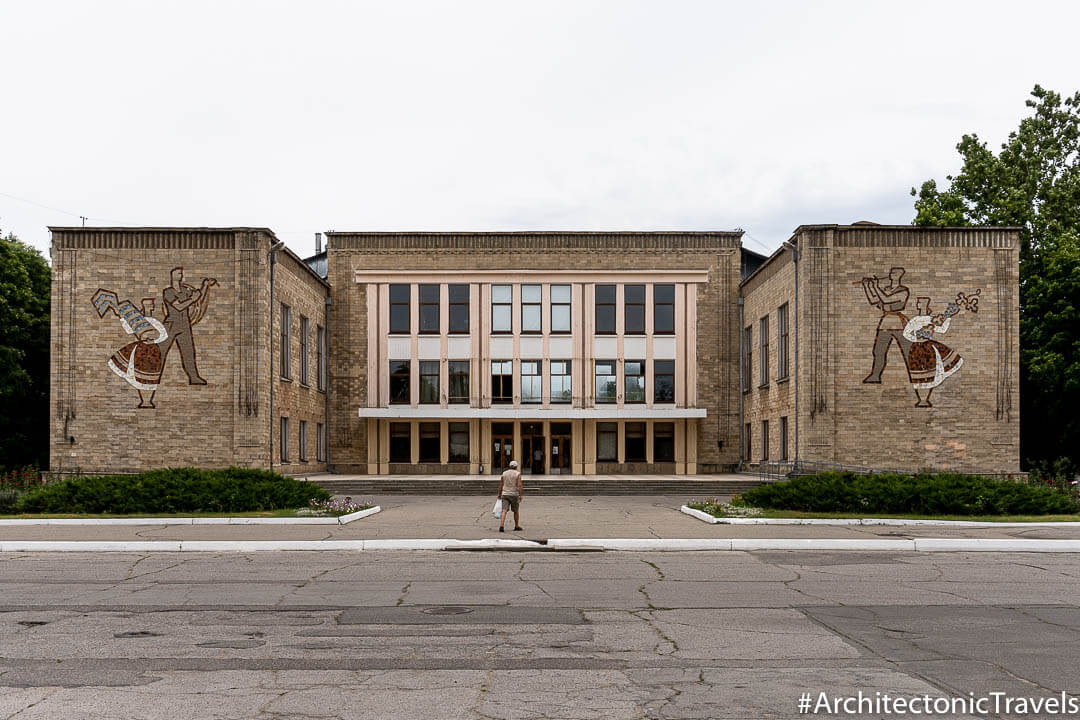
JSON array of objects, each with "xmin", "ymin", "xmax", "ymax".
[{"xmin": 0, "ymin": 191, "xmax": 89, "ymax": 220}]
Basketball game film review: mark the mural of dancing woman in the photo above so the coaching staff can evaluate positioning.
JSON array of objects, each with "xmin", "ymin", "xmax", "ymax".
[
  {"xmin": 91, "ymin": 291, "xmax": 169, "ymax": 408},
  {"xmin": 901, "ymin": 290, "xmax": 981, "ymax": 407}
]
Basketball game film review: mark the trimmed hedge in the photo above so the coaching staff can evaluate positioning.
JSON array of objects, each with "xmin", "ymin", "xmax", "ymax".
[
  {"xmin": 15, "ymin": 467, "xmax": 330, "ymax": 514},
  {"xmin": 739, "ymin": 472, "xmax": 1080, "ymax": 516}
]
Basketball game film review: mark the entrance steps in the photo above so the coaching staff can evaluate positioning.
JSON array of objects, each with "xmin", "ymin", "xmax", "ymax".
[{"xmin": 309, "ymin": 474, "xmax": 764, "ymax": 496}]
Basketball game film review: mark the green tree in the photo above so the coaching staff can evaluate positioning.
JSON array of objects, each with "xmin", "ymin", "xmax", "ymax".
[
  {"xmin": 0, "ymin": 231, "xmax": 50, "ymax": 471},
  {"xmin": 912, "ymin": 85, "xmax": 1080, "ymax": 470}
]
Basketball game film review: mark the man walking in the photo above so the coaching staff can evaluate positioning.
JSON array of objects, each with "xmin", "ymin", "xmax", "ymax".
[{"xmin": 497, "ymin": 460, "xmax": 523, "ymax": 532}]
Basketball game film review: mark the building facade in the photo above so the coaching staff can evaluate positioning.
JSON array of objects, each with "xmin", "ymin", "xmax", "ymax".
[{"xmin": 48, "ymin": 224, "xmax": 1021, "ymax": 477}]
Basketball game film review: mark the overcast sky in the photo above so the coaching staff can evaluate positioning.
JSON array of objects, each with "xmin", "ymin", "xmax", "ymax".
[{"xmin": 3, "ymin": 1, "xmax": 1077, "ymax": 260}]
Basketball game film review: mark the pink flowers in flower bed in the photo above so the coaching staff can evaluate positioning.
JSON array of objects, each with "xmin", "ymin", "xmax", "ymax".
[
  {"xmin": 0, "ymin": 468, "xmax": 43, "ymax": 490},
  {"xmin": 307, "ymin": 496, "xmax": 373, "ymax": 516}
]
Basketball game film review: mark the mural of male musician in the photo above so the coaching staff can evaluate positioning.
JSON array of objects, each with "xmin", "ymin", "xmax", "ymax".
[
  {"xmin": 858, "ymin": 266, "xmax": 912, "ymax": 384},
  {"xmin": 158, "ymin": 267, "xmax": 217, "ymax": 385}
]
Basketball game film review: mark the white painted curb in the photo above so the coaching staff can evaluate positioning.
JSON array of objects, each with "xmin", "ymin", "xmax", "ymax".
[
  {"xmin": 680, "ymin": 505, "xmax": 1080, "ymax": 527},
  {"xmin": 0, "ymin": 506, "xmax": 381, "ymax": 527}
]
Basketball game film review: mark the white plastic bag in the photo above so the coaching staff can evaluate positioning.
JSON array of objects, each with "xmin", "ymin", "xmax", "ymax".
[{"xmin": 492, "ymin": 498, "xmax": 503, "ymax": 519}]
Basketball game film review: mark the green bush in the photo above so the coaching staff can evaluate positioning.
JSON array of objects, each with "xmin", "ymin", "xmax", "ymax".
[
  {"xmin": 15, "ymin": 467, "xmax": 330, "ymax": 514},
  {"xmin": 739, "ymin": 472, "xmax": 1080, "ymax": 516}
]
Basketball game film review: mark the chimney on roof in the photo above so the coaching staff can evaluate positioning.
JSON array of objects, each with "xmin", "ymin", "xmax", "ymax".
[{"xmin": 315, "ymin": 232, "xmax": 322, "ymax": 253}]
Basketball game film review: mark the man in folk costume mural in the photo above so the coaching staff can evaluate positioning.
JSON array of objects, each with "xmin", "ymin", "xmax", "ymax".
[
  {"xmin": 901, "ymin": 291, "xmax": 980, "ymax": 408},
  {"xmin": 858, "ymin": 267, "xmax": 912, "ymax": 383},
  {"xmin": 158, "ymin": 267, "xmax": 217, "ymax": 386},
  {"xmin": 91, "ymin": 291, "xmax": 169, "ymax": 408}
]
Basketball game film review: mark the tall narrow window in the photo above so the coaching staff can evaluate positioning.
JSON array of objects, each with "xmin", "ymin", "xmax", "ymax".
[
  {"xmin": 761, "ymin": 420, "xmax": 769, "ymax": 460},
  {"xmin": 390, "ymin": 284, "xmax": 410, "ymax": 334},
  {"xmin": 744, "ymin": 422, "xmax": 751, "ymax": 460},
  {"xmin": 654, "ymin": 360, "xmax": 675, "ymax": 403},
  {"xmin": 594, "ymin": 360, "xmax": 617, "ymax": 403},
  {"xmin": 389, "ymin": 360, "xmax": 410, "ymax": 404},
  {"xmin": 419, "ymin": 284, "xmax": 439, "ymax": 334},
  {"xmin": 550, "ymin": 285, "xmax": 571, "ymax": 333},
  {"xmin": 625, "ymin": 422, "xmax": 646, "ymax": 462},
  {"xmin": 624, "ymin": 360, "xmax": 645, "ymax": 403},
  {"xmin": 521, "ymin": 285, "xmax": 541, "ymax": 333},
  {"xmin": 653, "ymin": 422, "xmax": 675, "ymax": 462},
  {"xmin": 449, "ymin": 422, "xmax": 469, "ymax": 463},
  {"xmin": 419, "ymin": 422, "xmax": 440, "ymax": 463},
  {"xmin": 492, "ymin": 285, "xmax": 512, "ymax": 333},
  {"xmin": 316, "ymin": 325, "xmax": 326, "ymax": 391},
  {"xmin": 759, "ymin": 315, "xmax": 769, "ymax": 386},
  {"xmin": 449, "ymin": 284, "xmax": 469, "ymax": 334},
  {"xmin": 550, "ymin": 360, "xmax": 572, "ymax": 403},
  {"xmin": 654, "ymin": 284, "xmax": 675, "ymax": 334},
  {"xmin": 279, "ymin": 417, "xmax": 289, "ymax": 462},
  {"xmin": 298, "ymin": 420, "xmax": 308, "ymax": 461},
  {"xmin": 448, "ymin": 361, "xmax": 470, "ymax": 404},
  {"xmin": 279, "ymin": 304, "xmax": 291, "ymax": 379},
  {"xmin": 389, "ymin": 422, "xmax": 410, "ymax": 463},
  {"xmin": 777, "ymin": 303, "xmax": 789, "ymax": 380},
  {"xmin": 595, "ymin": 285, "xmax": 616, "ymax": 334},
  {"xmin": 491, "ymin": 360, "xmax": 513, "ymax": 403},
  {"xmin": 299, "ymin": 315, "xmax": 310, "ymax": 385},
  {"xmin": 596, "ymin": 422, "xmax": 618, "ymax": 462},
  {"xmin": 625, "ymin": 285, "xmax": 645, "ymax": 335},
  {"xmin": 419, "ymin": 361, "xmax": 440, "ymax": 404},
  {"xmin": 521, "ymin": 360, "xmax": 541, "ymax": 403},
  {"xmin": 779, "ymin": 416, "xmax": 788, "ymax": 461},
  {"xmin": 742, "ymin": 325, "xmax": 752, "ymax": 391},
  {"xmin": 316, "ymin": 422, "xmax": 325, "ymax": 461}
]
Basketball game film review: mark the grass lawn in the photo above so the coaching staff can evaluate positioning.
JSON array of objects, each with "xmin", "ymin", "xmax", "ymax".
[
  {"xmin": 689, "ymin": 505, "xmax": 1080, "ymax": 523},
  {"xmin": 0, "ymin": 508, "xmax": 364, "ymax": 520}
]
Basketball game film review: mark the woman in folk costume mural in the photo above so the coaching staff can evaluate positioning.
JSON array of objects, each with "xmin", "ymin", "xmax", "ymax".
[
  {"xmin": 901, "ymin": 290, "xmax": 980, "ymax": 408},
  {"xmin": 91, "ymin": 290, "xmax": 169, "ymax": 408}
]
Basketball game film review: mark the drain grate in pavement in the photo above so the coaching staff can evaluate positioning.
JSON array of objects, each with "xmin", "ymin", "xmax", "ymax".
[{"xmin": 421, "ymin": 606, "xmax": 473, "ymax": 616}]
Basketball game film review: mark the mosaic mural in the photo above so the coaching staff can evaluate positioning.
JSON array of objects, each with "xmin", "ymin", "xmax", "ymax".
[
  {"xmin": 92, "ymin": 267, "xmax": 217, "ymax": 408},
  {"xmin": 858, "ymin": 267, "xmax": 980, "ymax": 408}
]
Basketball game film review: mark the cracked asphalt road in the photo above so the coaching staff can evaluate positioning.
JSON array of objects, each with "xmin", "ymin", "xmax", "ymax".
[{"xmin": 0, "ymin": 550, "xmax": 1078, "ymax": 718}]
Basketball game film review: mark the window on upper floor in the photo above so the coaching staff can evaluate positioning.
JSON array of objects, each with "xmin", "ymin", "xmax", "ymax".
[
  {"xmin": 521, "ymin": 360, "xmax": 541, "ymax": 403},
  {"xmin": 521, "ymin": 285, "xmax": 541, "ymax": 334},
  {"xmin": 654, "ymin": 284, "xmax": 675, "ymax": 334},
  {"xmin": 625, "ymin": 285, "xmax": 645, "ymax": 335},
  {"xmin": 741, "ymin": 325, "xmax": 752, "ymax": 392},
  {"xmin": 777, "ymin": 303, "xmax": 789, "ymax": 380},
  {"xmin": 624, "ymin": 360, "xmax": 645, "ymax": 403},
  {"xmin": 448, "ymin": 361, "xmax": 469, "ymax": 404},
  {"xmin": 419, "ymin": 284, "xmax": 440, "ymax": 334},
  {"xmin": 654, "ymin": 360, "xmax": 675, "ymax": 403},
  {"xmin": 389, "ymin": 360, "xmax": 410, "ymax": 404},
  {"xmin": 491, "ymin": 360, "xmax": 513, "ymax": 403},
  {"xmin": 299, "ymin": 315, "xmax": 310, "ymax": 386},
  {"xmin": 390, "ymin": 284, "xmax": 410, "ymax": 334},
  {"xmin": 279, "ymin": 303, "xmax": 291, "ymax": 379},
  {"xmin": 595, "ymin": 285, "xmax": 616, "ymax": 334},
  {"xmin": 492, "ymin": 285, "xmax": 512, "ymax": 333},
  {"xmin": 449, "ymin": 284, "xmax": 470, "ymax": 334},
  {"xmin": 419, "ymin": 361, "xmax": 440, "ymax": 404},
  {"xmin": 759, "ymin": 315, "xmax": 770, "ymax": 386},
  {"xmin": 551, "ymin": 285, "xmax": 571, "ymax": 334},
  {"xmin": 316, "ymin": 325, "xmax": 326, "ymax": 391},
  {"xmin": 550, "ymin": 360, "xmax": 572, "ymax": 403},
  {"xmin": 594, "ymin": 360, "xmax": 617, "ymax": 403}
]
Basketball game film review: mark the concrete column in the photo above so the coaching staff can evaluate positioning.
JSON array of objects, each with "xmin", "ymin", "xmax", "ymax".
[
  {"xmin": 674, "ymin": 419, "xmax": 686, "ymax": 475},
  {"xmin": 439, "ymin": 419, "xmax": 449, "ymax": 464},
  {"xmin": 513, "ymin": 421, "xmax": 522, "ymax": 469},
  {"xmin": 366, "ymin": 418, "xmax": 378, "ymax": 474},
  {"xmin": 379, "ymin": 420, "xmax": 390, "ymax": 474},
  {"xmin": 572, "ymin": 419, "xmax": 584, "ymax": 474},
  {"xmin": 584, "ymin": 419, "xmax": 596, "ymax": 474},
  {"xmin": 410, "ymin": 420, "xmax": 419, "ymax": 465},
  {"xmin": 686, "ymin": 418, "xmax": 698, "ymax": 474}
]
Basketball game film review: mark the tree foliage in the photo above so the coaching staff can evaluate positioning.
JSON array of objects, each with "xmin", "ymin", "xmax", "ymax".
[
  {"xmin": 0, "ymin": 231, "xmax": 50, "ymax": 471},
  {"xmin": 912, "ymin": 86, "xmax": 1080, "ymax": 469}
]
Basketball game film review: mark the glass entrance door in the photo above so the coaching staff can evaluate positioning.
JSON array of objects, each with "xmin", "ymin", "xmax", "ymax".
[
  {"xmin": 550, "ymin": 422, "xmax": 571, "ymax": 474},
  {"xmin": 491, "ymin": 422, "xmax": 514, "ymax": 474}
]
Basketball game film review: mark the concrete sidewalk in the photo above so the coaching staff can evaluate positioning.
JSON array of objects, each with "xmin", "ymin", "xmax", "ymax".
[{"xmin": 2, "ymin": 495, "xmax": 1079, "ymax": 543}]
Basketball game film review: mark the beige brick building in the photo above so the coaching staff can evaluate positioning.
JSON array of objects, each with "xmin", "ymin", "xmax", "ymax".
[{"xmin": 48, "ymin": 223, "xmax": 1020, "ymax": 477}]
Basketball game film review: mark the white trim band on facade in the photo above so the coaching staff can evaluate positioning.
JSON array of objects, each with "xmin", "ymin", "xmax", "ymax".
[
  {"xmin": 353, "ymin": 269, "xmax": 711, "ymax": 284},
  {"xmin": 357, "ymin": 407, "xmax": 707, "ymax": 419}
]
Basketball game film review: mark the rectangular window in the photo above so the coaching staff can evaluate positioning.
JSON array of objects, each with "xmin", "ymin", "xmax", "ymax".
[
  {"xmin": 448, "ymin": 361, "xmax": 469, "ymax": 404},
  {"xmin": 550, "ymin": 360, "xmax": 572, "ymax": 403},
  {"xmin": 624, "ymin": 284, "xmax": 645, "ymax": 334},
  {"xmin": 654, "ymin": 284, "xmax": 675, "ymax": 334},
  {"xmin": 419, "ymin": 284, "xmax": 440, "ymax": 334},
  {"xmin": 279, "ymin": 417, "xmax": 289, "ymax": 462},
  {"xmin": 777, "ymin": 303, "xmax": 789, "ymax": 380},
  {"xmin": 761, "ymin": 420, "xmax": 769, "ymax": 461},
  {"xmin": 625, "ymin": 422, "xmax": 646, "ymax": 462},
  {"xmin": 597, "ymin": 422, "xmax": 618, "ymax": 462},
  {"xmin": 653, "ymin": 422, "xmax": 675, "ymax": 462},
  {"xmin": 449, "ymin": 422, "xmax": 469, "ymax": 463},
  {"xmin": 419, "ymin": 422, "xmax": 440, "ymax": 463},
  {"xmin": 389, "ymin": 422, "xmax": 410, "ymax": 463},
  {"xmin": 742, "ymin": 325, "xmax": 752, "ymax": 392},
  {"xmin": 779, "ymin": 416, "xmax": 788, "ymax": 461},
  {"xmin": 491, "ymin": 360, "xmax": 513, "ymax": 403},
  {"xmin": 449, "ymin": 284, "xmax": 470, "ymax": 334},
  {"xmin": 316, "ymin": 325, "xmax": 326, "ymax": 391},
  {"xmin": 550, "ymin": 284, "xmax": 571, "ymax": 333},
  {"xmin": 390, "ymin": 284, "xmax": 410, "ymax": 334},
  {"xmin": 594, "ymin": 360, "xmax": 617, "ymax": 403},
  {"xmin": 521, "ymin": 284, "xmax": 541, "ymax": 333},
  {"xmin": 299, "ymin": 315, "xmax": 310, "ymax": 385},
  {"xmin": 654, "ymin": 360, "xmax": 675, "ymax": 404},
  {"xmin": 389, "ymin": 360, "xmax": 410, "ymax": 404},
  {"xmin": 595, "ymin": 285, "xmax": 616, "ymax": 334},
  {"xmin": 492, "ymin": 284, "xmax": 512, "ymax": 333},
  {"xmin": 419, "ymin": 361, "xmax": 440, "ymax": 404},
  {"xmin": 279, "ymin": 303, "xmax": 291, "ymax": 379},
  {"xmin": 298, "ymin": 420, "xmax": 307, "ymax": 461},
  {"xmin": 521, "ymin": 360, "xmax": 541, "ymax": 403},
  {"xmin": 744, "ymin": 422, "xmax": 751, "ymax": 460},
  {"xmin": 759, "ymin": 315, "xmax": 769, "ymax": 386},
  {"xmin": 316, "ymin": 422, "xmax": 325, "ymax": 462},
  {"xmin": 624, "ymin": 360, "xmax": 645, "ymax": 403}
]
